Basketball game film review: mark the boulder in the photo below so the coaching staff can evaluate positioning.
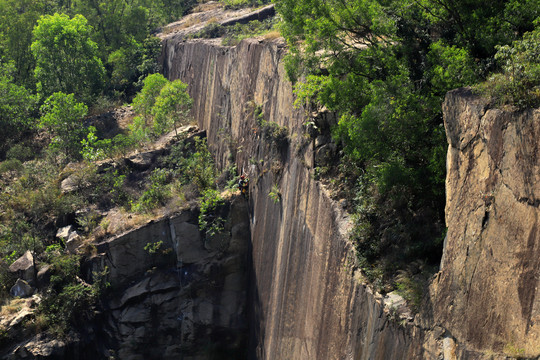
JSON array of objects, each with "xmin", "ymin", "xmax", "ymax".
[
  {"xmin": 10, "ymin": 335, "xmax": 66, "ymax": 359},
  {"xmin": 57, "ymin": 225, "xmax": 82, "ymax": 253},
  {"xmin": 56, "ymin": 225, "xmax": 72, "ymax": 240},
  {"xmin": 10, "ymin": 279, "xmax": 34, "ymax": 298},
  {"xmin": 125, "ymin": 151, "xmax": 159, "ymax": 170},
  {"xmin": 8, "ymin": 251, "xmax": 34, "ymax": 284},
  {"xmin": 37, "ymin": 265, "xmax": 52, "ymax": 288},
  {"xmin": 65, "ymin": 233, "xmax": 82, "ymax": 254}
]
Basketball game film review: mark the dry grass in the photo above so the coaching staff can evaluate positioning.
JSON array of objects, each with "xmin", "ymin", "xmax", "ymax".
[
  {"xmin": 0, "ymin": 298, "xmax": 25, "ymax": 317},
  {"xmin": 178, "ymin": 16, "xmax": 203, "ymax": 30},
  {"xmin": 100, "ymin": 209, "xmax": 153, "ymax": 237},
  {"xmin": 263, "ymin": 30, "xmax": 281, "ymax": 40}
]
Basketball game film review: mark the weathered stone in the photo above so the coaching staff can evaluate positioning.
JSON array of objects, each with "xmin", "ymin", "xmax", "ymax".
[
  {"xmin": 433, "ymin": 88, "xmax": 540, "ymax": 356},
  {"xmin": 9, "ymin": 310, "xmax": 34, "ymax": 328},
  {"xmin": 56, "ymin": 225, "xmax": 73, "ymax": 240},
  {"xmin": 171, "ymin": 221, "xmax": 207, "ymax": 264},
  {"xmin": 65, "ymin": 233, "xmax": 82, "ymax": 254},
  {"xmin": 204, "ymin": 232, "xmax": 229, "ymax": 252},
  {"xmin": 125, "ymin": 151, "xmax": 157, "ymax": 170},
  {"xmin": 10, "ymin": 279, "xmax": 34, "ymax": 298},
  {"xmin": 8, "ymin": 251, "xmax": 34, "ymax": 284},
  {"xmin": 10, "ymin": 335, "xmax": 66, "ymax": 358},
  {"xmin": 443, "ymin": 337, "xmax": 457, "ymax": 360}
]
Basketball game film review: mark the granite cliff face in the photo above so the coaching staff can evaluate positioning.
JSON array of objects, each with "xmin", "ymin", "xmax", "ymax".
[
  {"xmin": 88, "ymin": 199, "xmax": 251, "ymax": 359},
  {"xmin": 160, "ymin": 35, "xmax": 424, "ymax": 359},
  {"xmin": 431, "ymin": 88, "xmax": 540, "ymax": 357},
  {"xmin": 160, "ymin": 27, "xmax": 540, "ymax": 359}
]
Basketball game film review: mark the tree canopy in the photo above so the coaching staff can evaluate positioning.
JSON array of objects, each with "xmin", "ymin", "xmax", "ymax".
[
  {"xmin": 31, "ymin": 13, "xmax": 106, "ymax": 103},
  {"xmin": 276, "ymin": 0, "xmax": 540, "ymax": 284},
  {"xmin": 39, "ymin": 92, "xmax": 88, "ymax": 159}
]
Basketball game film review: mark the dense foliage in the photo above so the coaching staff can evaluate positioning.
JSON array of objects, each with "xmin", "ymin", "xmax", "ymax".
[
  {"xmin": 276, "ymin": 0, "xmax": 540, "ymax": 290},
  {"xmin": 31, "ymin": 13, "xmax": 106, "ymax": 103}
]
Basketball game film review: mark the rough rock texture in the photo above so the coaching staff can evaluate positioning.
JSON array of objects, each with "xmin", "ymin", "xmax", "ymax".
[
  {"xmin": 431, "ymin": 88, "xmax": 540, "ymax": 357},
  {"xmin": 8, "ymin": 251, "xmax": 35, "ymax": 286},
  {"xmin": 161, "ymin": 35, "xmax": 424, "ymax": 359},
  {"xmin": 87, "ymin": 197, "xmax": 250, "ymax": 359},
  {"xmin": 9, "ymin": 279, "xmax": 34, "ymax": 298},
  {"xmin": 161, "ymin": 26, "xmax": 540, "ymax": 358}
]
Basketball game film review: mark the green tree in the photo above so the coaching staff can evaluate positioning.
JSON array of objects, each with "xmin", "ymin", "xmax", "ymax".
[
  {"xmin": 0, "ymin": 60, "xmax": 38, "ymax": 158},
  {"xmin": 152, "ymin": 79, "xmax": 193, "ymax": 136},
  {"xmin": 0, "ymin": 0, "xmax": 46, "ymax": 88},
  {"xmin": 39, "ymin": 92, "xmax": 88, "ymax": 159},
  {"xmin": 108, "ymin": 35, "xmax": 161, "ymax": 97},
  {"xmin": 31, "ymin": 13, "xmax": 105, "ymax": 103},
  {"xmin": 479, "ymin": 23, "xmax": 540, "ymax": 108},
  {"xmin": 131, "ymin": 73, "xmax": 168, "ymax": 127},
  {"xmin": 274, "ymin": 0, "xmax": 539, "ymax": 287}
]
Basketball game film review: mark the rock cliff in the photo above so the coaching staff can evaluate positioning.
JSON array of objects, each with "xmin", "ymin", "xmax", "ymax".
[
  {"xmin": 431, "ymin": 88, "xmax": 540, "ymax": 357},
  {"xmin": 88, "ymin": 199, "xmax": 251, "ymax": 359},
  {"xmin": 161, "ymin": 34, "xmax": 423, "ymax": 359},
  {"xmin": 160, "ymin": 27, "xmax": 540, "ymax": 359}
]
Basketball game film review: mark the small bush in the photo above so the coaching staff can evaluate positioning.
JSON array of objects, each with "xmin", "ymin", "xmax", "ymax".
[
  {"xmin": 252, "ymin": 103, "xmax": 289, "ymax": 149},
  {"xmin": 476, "ymin": 25, "xmax": 540, "ymax": 108},
  {"xmin": 132, "ymin": 168, "xmax": 172, "ymax": 213},
  {"xmin": 268, "ymin": 183, "xmax": 281, "ymax": 203},
  {"xmin": 191, "ymin": 22, "xmax": 225, "ymax": 39},
  {"xmin": 198, "ymin": 188, "xmax": 225, "ymax": 236},
  {"xmin": 222, "ymin": 0, "xmax": 270, "ymax": 10},
  {"xmin": 0, "ymin": 159, "xmax": 23, "ymax": 174},
  {"xmin": 222, "ymin": 18, "xmax": 278, "ymax": 46},
  {"xmin": 6, "ymin": 144, "xmax": 35, "ymax": 162},
  {"xmin": 166, "ymin": 137, "xmax": 217, "ymax": 193}
]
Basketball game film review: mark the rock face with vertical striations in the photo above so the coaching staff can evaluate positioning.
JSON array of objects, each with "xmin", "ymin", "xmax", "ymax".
[
  {"xmin": 431, "ymin": 88, "xmax": 540, "ymax": 357},
  {"xmin": 160, "ymin": 32, "xmax": 425, "ymax": 359},
  {"xmin": 160, "ymin": 21, "xmax": 540, "ymax": 357}
]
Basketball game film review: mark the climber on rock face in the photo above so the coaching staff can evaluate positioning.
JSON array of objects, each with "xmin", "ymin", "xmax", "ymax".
[{"xmin": 238, "ymin": 175, "xmax": 249, "ymax": 197}]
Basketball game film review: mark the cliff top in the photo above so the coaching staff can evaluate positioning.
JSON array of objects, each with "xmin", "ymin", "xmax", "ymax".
[{"xmin": 159, "ymin": 2, "xmax": 276, "ymax": 41}]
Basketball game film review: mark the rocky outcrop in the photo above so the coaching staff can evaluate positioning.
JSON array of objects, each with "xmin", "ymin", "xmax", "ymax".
[
  {"xmin": 161, "ymin": 33, "xmax": 424, "ymax": 359},
  {"xmin": 87, "ymin": 197, "xmax": 251, "ymax": 359},
  {"xmin": 431, "ymin": 88, "xmax": 540, "ymax": 357},
  {"xmin": 8, "ymin": 251, "xmax": 35, "ymax": 286}
]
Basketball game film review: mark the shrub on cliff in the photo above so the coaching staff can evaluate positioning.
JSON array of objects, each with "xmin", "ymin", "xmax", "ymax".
[
  {"xmin": 477, "ymin": 23, "xmax": 540, "ymax": 108},
  {"xmin": 131, "ymin": 75, "xmax": 193, "ymax": 140},
  {"xmin": 275, "ymin": 0, "xmax": 539, "ymax": 293}
]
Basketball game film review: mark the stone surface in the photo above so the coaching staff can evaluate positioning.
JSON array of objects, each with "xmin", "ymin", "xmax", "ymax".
[
  {"xmin": 8, "ymin": 251, "xmax": 34, "ymax": 284},
  {"xmin": 56, "ymin": 225, "xmax": 73, "ymax": 240},
  {"xmin": 431, "ymin": 88, "xmax": 540, "ymax": 357},
  {"xmin": 36, "ymin": 265, "xmax": 51, "ymax": 288},
  {"xmin": 65, "ymin": 234, "xmax": 82, "ymax": 254},
  {"xmin": 88, "ymin": 201, "xmax": 250, "ymax": 360},
  {"xmin": 443, "ymin": 337, "xmax": 457, "ymax": 360},
  {"xmin": 161, "ymin": 31, "xmax": 423, "ymax": 360},
  {"xmin": 9, "ymin": 335, "xmax": 66, "ymax": 359},
  {"xmin": 10, "ymin": 279, "xmax": 34, "ymax": 298}
]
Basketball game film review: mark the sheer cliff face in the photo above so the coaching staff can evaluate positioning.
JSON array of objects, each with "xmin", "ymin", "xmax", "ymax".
[
  {"xmin": 161, "ymin": 37, "xmax": 421, "ymax": 359},
  {"xmin": 160, "ymin": 34, "xmax": 540, "ymax": 359},
  {"xmin": 433, "ymin": 88, "xmax": 540, "ymax": 356}
]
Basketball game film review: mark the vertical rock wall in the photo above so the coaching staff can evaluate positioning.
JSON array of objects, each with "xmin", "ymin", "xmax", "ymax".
[
  {"xmin": 161, "ymin": 36, "xmax": 423, "ymax": 359},
  {"xmin": 431, "ymin": 88, "xmax": 540, "ymax": 357},
  {"xmin": 88, "ymin": 199, "xmax": 251, "ymax": 359}
]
